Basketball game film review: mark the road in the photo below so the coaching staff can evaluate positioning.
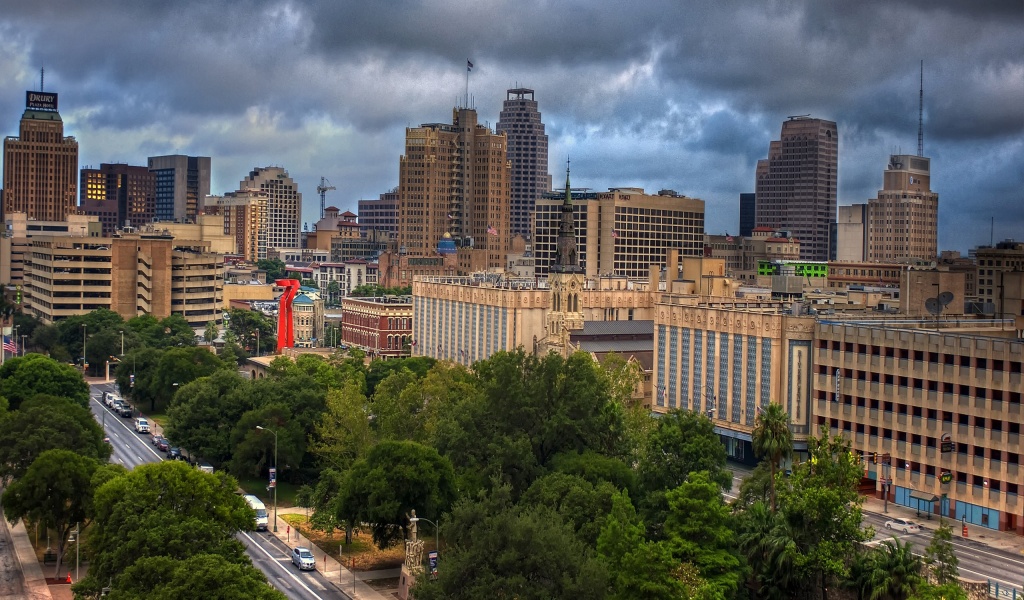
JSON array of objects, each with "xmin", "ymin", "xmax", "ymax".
[
  {"xmin": 727, "ymin": 463, "xmax": 1024, "ymax": 596},
  {"xmin": 89, "ymin": 382, "xmax": 348, "ymax": 600}
]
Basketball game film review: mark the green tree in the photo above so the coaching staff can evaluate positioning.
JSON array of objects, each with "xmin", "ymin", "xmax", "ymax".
[
  {"xmin": 521, "ymin": 472, "xmax": 619, "ymax": 546},
  {"xmin": 85, "ymin": 326, "xmax": 123, "ymax": 377},
  {"xmin": 637, "ymin": 409, "xmax": 730, "ymax": 531},
  {"xmin": 737, "ymin": 500, "xmax": 798, "ymax": 598},
  {"xmin": 0, "ymin": 353, "xmax": 90, "ymax": 410},
  {"xmin": 106, "ymin": 554, "xmax": 286, "ymax": 600},
  {"xmin": 326, "ymin": 280, "xmax": 341, "ymax": 306},
  {"xmin": 225, "ymin": 308, "xmax": 276, "ymax": 355},
  {"xmin": 164, "ymin": 370, "xmax": 253, "ymax": 466},
  {"xmin": 865, "ymin": 538, "xmax": 923, "ymax": 600},
  {"xmin": 30, "ymin": 323, "xmax": 70, "ymax": 362},
  {"xmin": 663, "ymin": 471, "xmax": 743, "ymax": 598},
  {"xmin": 228, "ymin": 402, "xmax": 307, "ymax": 479},
  {"xmin": 1, "ymin": 449, "xmax": 100, "ymax": 578},
  {"xmin": 910, "ymin": 583, "xmax": 967, "ymax": 600},
  {"xmin": 310, "ymin": 381, "xmax": 373, "ymax": 471},
  {"xmin": 153, "ymin": 346, "xmax": 225, "ymax": 411},
  {"xmin": 83, "ymin": 461, "xmax": 254, "ymax": 589},
  {"xmin": 114, "ymin": 347, "xmax": 163, "ymax": 407},
  {"xmin": 598, "ymin": 491, "xmax": 687, "ymax": 600},
  {"xmin": 370, "ymin": 368, "xmax": 424, "ymax": 440},
  {"xmin": 365, "ymin": 355, "xmax": 435, "ymax": 395},
  {"xmin": 752, "ymin": 402, "xmax": 793, "ymax": 512},
  {"xmin": 413, "ymin": 484, "xmax": 608, "ymax": 600},
  {"xmin": 337, "ymin": 440, "xmax": 456, "ymax": 548},
  {"xmin": 0, "ymin": 395, "xmax": 110, "ymax": 481},
  {"xmin": 922, "ymin": 519, "xmax": 959, "ymax": 585},
  {"xmin": 204, "ymin": 321, "xmax": 220, "ymax": 344},
  {"xmin": 780, "ymin": 426, "xmax": 870, "ymax": 598},
  {"xmin": 256, "ymin": 258, "xmax": 286, "ymax": 282}
]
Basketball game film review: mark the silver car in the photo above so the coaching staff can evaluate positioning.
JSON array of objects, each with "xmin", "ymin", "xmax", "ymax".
[
  {"xmin": 291, "ymin": 547, "xmax": 315, "ymax": 571},
  {"xmin": 884, "ymin": 518, "xmax": 920, "ymax": 533}
]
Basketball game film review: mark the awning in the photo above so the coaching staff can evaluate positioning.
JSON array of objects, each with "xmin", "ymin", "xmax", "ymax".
[{"xmin": 909, "ymin": 489, "xmax": 939, "ymax": 503}]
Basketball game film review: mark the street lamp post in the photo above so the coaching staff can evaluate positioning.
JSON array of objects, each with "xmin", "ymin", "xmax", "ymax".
[
  {"xmin": 120, "ymin": 330, "xmax": 124, "ymax": 357},
  {"xmin": 20, "ymin": 334, "xmax": 26, "ymax": 356},
  {"xmin": 256, "ymin": 329, "xmax": 260, "ymax": 357},
  {"xmin": 82, "ymin": 324, "xmax": 87, "ymax": 374},
  {"xmin": 12, "ymin": 325, "xmax": 18, "ymax": 356},
  {"xmin": 256, "ymin": 425, "xmax": 278, "ymax": 532}
]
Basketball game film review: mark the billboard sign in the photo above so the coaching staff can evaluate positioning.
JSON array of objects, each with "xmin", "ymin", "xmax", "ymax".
[
  {"xmin": 940, "ymin": 433, "xmax": 954, "ymax": 453},
  {"xmin": 26, "ymin": 91, "xmax": 58, "ymax": 111},
  {"xmin": 428, "ymin": 550, "xmax": 438, "ymax": 576}
]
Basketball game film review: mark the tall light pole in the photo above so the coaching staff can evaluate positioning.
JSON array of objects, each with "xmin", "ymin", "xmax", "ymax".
[
  {"xmin": 256, "ymin": 425, "xmax": 278, "ymax": 532},
  {"xmin": 20, "ymin": 334, "xmax": 26, "ymax": 356},
  {"xmin": 119, "ymin": 330, "xmax": 124, "ymax": 356},
  {"xmin": 256, "ymin": 329, "xmax": 260, "ymax": 357},
  {"xmin": 12, "ymin": 325, "xmax": 18, "ymax": 356},
  {"xmin": 82, "ymin": 323, "xmax": 87, "ymax": 374}
]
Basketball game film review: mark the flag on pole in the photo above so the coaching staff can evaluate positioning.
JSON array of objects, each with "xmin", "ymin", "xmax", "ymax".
[
  {"xmin": 447, "ymin": 213, "xmax": 455, "ymax": 220},
  {"xmin": 467, "ymin": 60, "xmax": 473, "ymax": 72},
  {"xmin": 487, "ymin": 224, "xmax": 498, "ymax": 236},
  {"xmin": 2, "ymin": 336, "xmax": 15, "ymax": 354}
]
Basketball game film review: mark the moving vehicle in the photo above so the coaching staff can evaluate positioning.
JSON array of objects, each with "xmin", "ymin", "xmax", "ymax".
[
  {"xmin": 243, "ymin": 494, "xmax": 269, "ymax": 531},
  {"xmin": 118, "ymin": 403, "xmax": 133, "ymax": 418},
  {"xmin": 197, "ymin": 462, "xmax": 214, "ymax": 474},
  {"xmin": 290, "ymin": 547, "xmax": 315, "ymax": 571},
  {"xmin": 134, "ymin": 418, "xmax": 150, "ymax": 434},
  {"xmin": 884, "ymin": 518, "xmax": 920, "ymax": 533}
]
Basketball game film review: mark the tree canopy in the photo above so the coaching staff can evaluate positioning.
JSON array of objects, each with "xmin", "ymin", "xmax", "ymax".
[{"xmin": 0, "ymin": 353, "xmax": 90, "ymax": 410}]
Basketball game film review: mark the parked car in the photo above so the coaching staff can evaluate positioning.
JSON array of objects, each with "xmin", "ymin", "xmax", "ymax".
[
  {"xmin": 118, "ymin": 403, "xmax": 133, "ymax": 418},
  {"xmin": 291, "ymin": 547, "xmax": 316, "ymax": 571},
  {"xmin": 884, "ymin": 518, "xmax": 920, "ymax": 533},
  {"xmin": 103, "ymin": 392, "xmax": 119, "ymax": 407},
  {"xmin": 152, "ymin": 434, "xmax": 164, "ymax": 447},
  {"xmin": 134, "ymin": 418, "xmax": 150, "ymax": 434},
  {"xmin": 156, "ymin": 438, "xmax": 170, "ymax": 452},
  {"xmin": 167, "ymin": 447, "xmax": 182, "ymax": 460}
]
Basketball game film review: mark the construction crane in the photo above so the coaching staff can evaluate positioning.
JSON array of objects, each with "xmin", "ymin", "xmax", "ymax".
[{"xmin": 317, "ymin": 177, "xmax": 336, "ymax": 219}]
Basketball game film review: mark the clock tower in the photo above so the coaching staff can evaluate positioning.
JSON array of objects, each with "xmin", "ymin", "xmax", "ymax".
[{"xmin": 542, "ymin": 163, "xmax": 585, "ymax": 356}]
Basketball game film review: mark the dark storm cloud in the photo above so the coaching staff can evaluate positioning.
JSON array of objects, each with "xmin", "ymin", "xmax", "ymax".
[{"xmin": 0, "ymin": 0, "xmax": 1020, "ymax": 250}]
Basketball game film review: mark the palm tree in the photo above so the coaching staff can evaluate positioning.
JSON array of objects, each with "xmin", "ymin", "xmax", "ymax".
[
  {"xmin": 752, "ymin": 403, "xmax": 793, "ymax": 512},
  {"xmin": 738, "ymin": 501, "xmax": 799, "ymax": 599},
  {"xmin": 865, "ymin": 538, "xmax": 923, "ymax": 600}
]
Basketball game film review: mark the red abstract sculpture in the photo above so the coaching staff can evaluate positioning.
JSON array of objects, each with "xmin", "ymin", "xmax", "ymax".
[{"xmin": 276, "ymin": 279, "xmax": 301, "ymax": 353}]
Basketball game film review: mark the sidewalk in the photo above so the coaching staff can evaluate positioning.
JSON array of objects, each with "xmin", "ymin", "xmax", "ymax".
[
  {"xmin": 268, "ymin": 509, "xmax": 396, "ymax": 600},
  {"xmin": 862, "ymin": 494, "xmax": 1024, "ymax": 555},
  {"xmin": 7, "ymin": 519, "xmax": 53, "ymax": 600}
]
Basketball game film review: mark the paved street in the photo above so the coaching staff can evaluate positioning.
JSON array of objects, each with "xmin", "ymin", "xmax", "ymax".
[{"xmin": 88, "ymin": 382, "xmax": 349, "ymax": 600}]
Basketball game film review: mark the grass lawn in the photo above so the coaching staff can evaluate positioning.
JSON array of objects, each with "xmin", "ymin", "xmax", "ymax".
[
  {"xmin": 280, "ymin": 514, "xmax": 417, "ymax": 571},
  {"xmin": 235, "ymin": 477, "xmax": 302, "ymax": 508}
]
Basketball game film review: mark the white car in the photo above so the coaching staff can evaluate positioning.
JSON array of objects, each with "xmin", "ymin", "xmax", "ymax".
[
  {"xmin": 291, "ymin": 547, "xmax": 315, "ymax": 571},
  {"xmin": 884, "ymin": 518, "xmax": 920, "ymax": 533},
  {"xmin": 134, "ymin": 418, "xmax": 150, "ymax": 434}
]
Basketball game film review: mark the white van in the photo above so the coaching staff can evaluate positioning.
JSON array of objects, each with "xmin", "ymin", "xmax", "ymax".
[
  {"xmin": 104, "ymin": 392, "xmax": 120, "ymax": 407},
  {"xmin": 243, "ymin": 494, "xmax": 269, "ymax": 531},
  {"xmin": 134, "ymin": 418, "xmax": 150, "ymax": 434}
]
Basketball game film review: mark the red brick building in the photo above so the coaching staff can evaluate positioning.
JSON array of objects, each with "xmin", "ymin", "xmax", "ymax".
[{"xmin": 340, "ymin": 295, "xmax": 412, "ymax": 357}]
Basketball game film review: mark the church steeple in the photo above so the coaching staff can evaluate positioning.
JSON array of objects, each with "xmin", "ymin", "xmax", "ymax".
[{"xmin": 551, "ymin": 160, "xmax": 581, "ymax": 273}]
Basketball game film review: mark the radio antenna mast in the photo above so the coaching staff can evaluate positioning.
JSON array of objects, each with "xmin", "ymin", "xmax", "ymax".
[
  {"xmin": 917, "ymin": 60, "xmax": 924, "ymax": 157},
  {"xmin": 41, "ymin": 67, "xmax": 44, "ymax": 92}
]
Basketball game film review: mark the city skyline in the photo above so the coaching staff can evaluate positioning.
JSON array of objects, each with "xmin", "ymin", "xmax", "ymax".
[{"xmin": 0, "ymin": 1, "xmax": 1020, "ymax": 251}]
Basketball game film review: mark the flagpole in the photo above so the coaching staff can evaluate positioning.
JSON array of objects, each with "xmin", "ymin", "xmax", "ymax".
[{"xmin": 465, "ymin": 61, "xmax": 470, "ymax": 107}]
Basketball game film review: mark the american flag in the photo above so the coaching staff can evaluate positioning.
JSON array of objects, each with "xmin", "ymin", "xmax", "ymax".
[
  {"xmin": 467, "ymin": 59, "xmax": 473, "ymax": 72},
  {"xmin": 410, "ymin": 340, "xmax": 417, "ymax": 347},
  {"xmin": 610, "ymin": 229, "xmax": 619, "ymax": 239},
  {"xmin": 486, "ymin": 225, "xmax": 498, "ymax": 236},
  {"xmin": 2, "ymin": 336, "xmax": 16, "ymax": 354}
]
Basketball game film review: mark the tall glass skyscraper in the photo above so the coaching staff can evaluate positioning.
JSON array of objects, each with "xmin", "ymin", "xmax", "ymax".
[{"xmin": 496, "ymin": 88, "xmax": 551, "ymax": 239}]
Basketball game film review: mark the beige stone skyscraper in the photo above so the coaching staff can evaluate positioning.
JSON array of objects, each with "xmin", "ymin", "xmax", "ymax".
[
  {"xmin": 755, "ymin": 117, "xmax": 838, "ymax": 261},
  {"xmin": 238, "ymin": 167, "xmax": 301, "ymax": 252},
  {"xmin": 397, "ymin": 107, "xmax": 510, "ymax": 272},
  {"xmin": 2, "ymin": 91, "xmax": 79, "ymax": 221},
  {"xmin": 865, "ymin": 154, "xmax": 938, "ymax": 262}
]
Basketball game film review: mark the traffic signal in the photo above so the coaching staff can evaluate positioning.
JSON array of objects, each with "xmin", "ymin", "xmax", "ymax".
[{"xmin": 873, "ymin": 452, "xmax": 879, "ymax": 464}]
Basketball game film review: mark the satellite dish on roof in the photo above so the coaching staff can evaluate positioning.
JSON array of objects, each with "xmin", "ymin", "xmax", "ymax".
[
  {"xmin": 924, "ymin": 298, "xmax": 941, "ymax": 316},
  {"xmin": 938, "ymin": 291, "xmax": 954, "ymax": 307}
]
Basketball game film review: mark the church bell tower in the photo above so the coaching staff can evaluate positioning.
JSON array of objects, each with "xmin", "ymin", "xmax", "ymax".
[{"xmin": 544, "ymin": 162, "xmax": 585, "ymax": 356}]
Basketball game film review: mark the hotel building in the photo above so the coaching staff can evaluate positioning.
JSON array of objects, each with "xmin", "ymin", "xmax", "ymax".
[
  {"xmin": 341, "ymin": 295, "xmax": 413, "ymax": 357},
  {"xmin": 2, "ymin": 90, "xmax": 79, "ymax": 222}
]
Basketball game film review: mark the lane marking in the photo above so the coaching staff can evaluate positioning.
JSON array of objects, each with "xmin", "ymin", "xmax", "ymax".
[
  {"xmin": 90, "ymin": 395, "xmax": 163, "ymax": 461},
  {"xmin": 239, "ymin": 531, "xmax": 326, "ymax": 600}
]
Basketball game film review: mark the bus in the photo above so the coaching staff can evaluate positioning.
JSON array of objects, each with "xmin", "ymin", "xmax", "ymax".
[{"xmin": 243, "ymin": 494, "xmax": 269, "ymax": 531}]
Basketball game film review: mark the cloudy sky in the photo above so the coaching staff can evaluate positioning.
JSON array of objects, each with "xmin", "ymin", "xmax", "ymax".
[{"xmin": 1, "ymin": 1, "xmax": 1021, "ymax": 251}]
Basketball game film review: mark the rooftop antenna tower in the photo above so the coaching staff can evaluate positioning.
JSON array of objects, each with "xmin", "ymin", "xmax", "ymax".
[
  {"xmin": 917, "ymin": 60, "xmax": 924, "ymax": 157},
  {"xmin": 40, "ymin": 67, "xmax": 44, "ymax": 91},
  {"xmin": 316, "ymin": 177, "xmax": 336, "ymax": 220}
]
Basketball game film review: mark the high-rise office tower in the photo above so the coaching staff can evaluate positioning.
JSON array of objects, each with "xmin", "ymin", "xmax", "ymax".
[
  {"xmin": 80, "ymin": 163, "xmax": 157, "ymax": 235},
  {"xmin": 739, "ymin": 192, "xmax": 755, "ymax": 237},
  {"xmin": 754, "ymin": 117, "xmax": 838, "ymax": 261},
  {"xmin": 147, "ymin": 155, "xmax": 211, "ymax": 223},
  {"xmin": 397, "ymin": 107, "xmax": 510, "ymax": 272},
  {"xmin": 865, "ymin": 154, "xmax": 938, "ymax": 262},
  {"xmin": 238, "ymin": 166, "xmax": 302, "ymax": 252},
  {"xmin": 495, "ymin": 88, "xmax": 551, "ymax": 238},
  {"xmin": 203, "ymin": 189, "xmax": 269, "ymax": 261},
  {"xmin": 2, "ymin": 90, "xmax": 79, "ymax": 221}
]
